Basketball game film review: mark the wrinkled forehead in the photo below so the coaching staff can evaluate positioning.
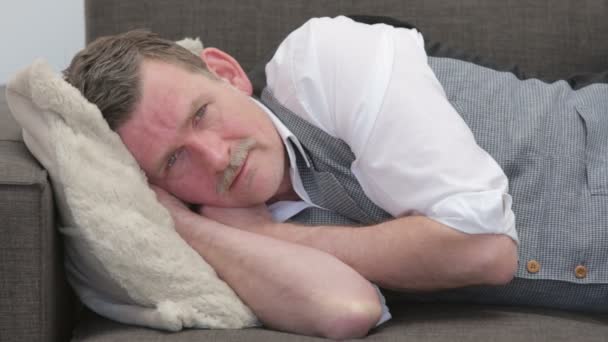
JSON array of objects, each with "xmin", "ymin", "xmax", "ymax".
[{"xmin": 116, "ymin": 68, "xmax": 184, "ymax": 175}]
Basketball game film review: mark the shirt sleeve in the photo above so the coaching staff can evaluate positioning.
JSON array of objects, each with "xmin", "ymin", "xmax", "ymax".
[{"xmin": 265, "ymin": 16, "xmax": 518, "ymax": 243}]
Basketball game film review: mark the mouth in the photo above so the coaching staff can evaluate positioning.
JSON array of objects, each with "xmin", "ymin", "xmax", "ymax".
[{"xmin": 216, "ymin": 152, "xmax": 250, "ymax": 194}]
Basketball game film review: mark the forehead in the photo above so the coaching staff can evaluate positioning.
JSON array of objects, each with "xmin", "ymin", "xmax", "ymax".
[
  {"xmin": 116, "ymin": 60, "xmax": 204, "ymax": 177},
  {"xmin": 138, "ymin": 59, "xmax": 200, "ymax": 112}
]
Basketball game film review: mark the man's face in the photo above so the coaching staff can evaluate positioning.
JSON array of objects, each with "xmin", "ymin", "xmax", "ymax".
[{"xmin": 117, "ymin": 59, "xmax": 288, "ymax": 207}]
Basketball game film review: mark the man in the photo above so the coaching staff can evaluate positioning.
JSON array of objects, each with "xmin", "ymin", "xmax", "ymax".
[{"xmin": 63, "ymin": 16, "xmax": 606, "ymax": 338}]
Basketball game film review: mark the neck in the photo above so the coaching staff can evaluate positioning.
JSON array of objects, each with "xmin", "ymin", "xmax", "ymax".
[{"xmin": 267, "ymin": 157, "xmax": 299, "ymax": 204}]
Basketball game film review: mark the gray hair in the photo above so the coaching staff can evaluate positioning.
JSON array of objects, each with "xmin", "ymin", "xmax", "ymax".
[{"xmin": 63, "ymin": 30, "xmax": 214, "ymax": 130}]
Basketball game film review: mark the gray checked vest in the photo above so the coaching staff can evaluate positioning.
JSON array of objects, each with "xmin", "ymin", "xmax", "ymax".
[{"xmin": 257, "ymin": 53, "xmax": 608, "ymax": 313}]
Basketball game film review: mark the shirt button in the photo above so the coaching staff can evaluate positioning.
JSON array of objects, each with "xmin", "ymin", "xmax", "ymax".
[
  {"xmin": 575, "ymin": 265, "xmax": 588, "ymax": 279},
  {"xmin": 526, "ymin": 260, "xmax": 540, "ymax": 273}
]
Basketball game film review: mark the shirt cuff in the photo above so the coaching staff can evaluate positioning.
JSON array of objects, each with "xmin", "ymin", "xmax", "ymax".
[
  {"xmin": 372, "ymin": 284, "xmax": 392, "ymax": 327},
  {"xmin": 427, "ymin": 191, "xmax": 519, "ymax": 244}
]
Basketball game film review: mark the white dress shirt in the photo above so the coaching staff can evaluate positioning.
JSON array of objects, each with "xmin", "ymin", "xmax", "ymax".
[
  {"xmin": 252, "ymin": 15, "xmax": 519, "ymax": 327},
  {"xmin": 263, "ymin": 16, "xmax": 518, "ymax": 243}
]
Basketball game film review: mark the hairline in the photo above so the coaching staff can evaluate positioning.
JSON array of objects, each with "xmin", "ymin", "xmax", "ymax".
[{"xmin": 116, "ymin": 55, "xmax": 217, "ymax": 131}]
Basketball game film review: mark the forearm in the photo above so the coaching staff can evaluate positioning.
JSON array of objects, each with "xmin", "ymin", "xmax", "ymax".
[
  {"xmin": 262, "ymin": 215, "xmax": 518, "ymax": 291},
  {"xmin": 175, "ymin": 211, "xmax": 381, "ymax": 339}
]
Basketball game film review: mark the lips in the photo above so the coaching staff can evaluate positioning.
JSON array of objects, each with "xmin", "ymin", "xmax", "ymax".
[{"xmin": 216, "ymin": 152, "xmax": 248, "ymax": 194}]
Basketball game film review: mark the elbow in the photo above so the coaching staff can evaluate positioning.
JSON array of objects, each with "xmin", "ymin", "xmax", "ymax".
[
  {"xmin": 482, "ymin": 234, "xmax": 518, "ymax": 286},
  {"xmin": 319, "ymin": 297, "xmax": 382, "ymax": 340}
]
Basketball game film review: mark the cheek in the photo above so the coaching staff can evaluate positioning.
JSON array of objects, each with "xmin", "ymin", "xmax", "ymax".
[
  {"xmin": 168, "ymin": 178, "xmax": 210, "ymax": 203},
  {"xmin": 226, "ymin": 104, "xmax": 269, "ymax": 136},
  {"xmin": 164, "ymin": 167, "xmax": 213, "ymax": 203}
]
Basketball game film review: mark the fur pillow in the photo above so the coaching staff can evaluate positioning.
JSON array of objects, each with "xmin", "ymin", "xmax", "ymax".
[{"xmin": 5, "ymin": 38, "xmax": 258, "ymax": 331}]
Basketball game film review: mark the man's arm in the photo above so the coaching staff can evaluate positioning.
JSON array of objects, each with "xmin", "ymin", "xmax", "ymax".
[
  {"xmin": 153, "ymin": 187, "xmax": 382, "ymax": 339},
  {"xmin": 202, "ymin": 206, "xmax": 519, "ymax": 292}
]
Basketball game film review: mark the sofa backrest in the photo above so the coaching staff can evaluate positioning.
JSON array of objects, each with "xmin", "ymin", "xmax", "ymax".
[{"xmin": 85, "ymin": 0, "xmax": 607, "ymax": 81}]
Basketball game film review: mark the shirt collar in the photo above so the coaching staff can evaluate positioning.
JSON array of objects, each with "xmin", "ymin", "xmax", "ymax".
[{"xmin": 250, "ymin": 97, "xmax": 311, "ymax": 168}]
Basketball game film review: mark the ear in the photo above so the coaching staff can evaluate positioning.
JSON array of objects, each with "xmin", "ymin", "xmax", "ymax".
[{"xmin": 200, "ymin": 48, "xmax": 253, "ymax": 95}]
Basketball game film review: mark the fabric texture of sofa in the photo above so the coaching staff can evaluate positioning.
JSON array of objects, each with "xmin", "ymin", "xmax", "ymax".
[{"xmin": 1, "ymin": 0, "xmax": 608, "ymax": 341}]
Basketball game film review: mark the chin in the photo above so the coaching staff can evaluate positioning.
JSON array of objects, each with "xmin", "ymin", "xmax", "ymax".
[
  {"xmin": 244, "ymin": 190, "xmax": 274, "ymax": 206},
  {"xmin": 240, "ymin": 181, "xmax": 280, "ymax": 206}
]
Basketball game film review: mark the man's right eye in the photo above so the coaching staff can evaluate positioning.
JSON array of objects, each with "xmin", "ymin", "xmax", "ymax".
[{"xmin": 167, "ymin": 150, "xmax": 181, "ymax": 169}]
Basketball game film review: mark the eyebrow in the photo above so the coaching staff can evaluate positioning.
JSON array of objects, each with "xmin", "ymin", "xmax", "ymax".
[{"xmin": 152, "ymin": 98, "xmax": 203, "ymax": 178}]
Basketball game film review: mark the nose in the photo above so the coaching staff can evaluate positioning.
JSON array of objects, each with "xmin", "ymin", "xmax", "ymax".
[{"xmin": 186, "ymin": 131, "xmax": 230, "ymax": 172}]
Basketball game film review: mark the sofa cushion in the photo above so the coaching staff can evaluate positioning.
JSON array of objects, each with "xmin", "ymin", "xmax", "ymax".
[
  {"xmin": 72, "ymin": 302, "xmax": 608, "ymax": 342},
  {"xmin": 85, "ymin": 0, "xmax": 608, "ymax": 80}
]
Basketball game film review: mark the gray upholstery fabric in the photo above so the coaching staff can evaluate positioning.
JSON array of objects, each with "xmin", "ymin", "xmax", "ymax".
[
  {"xmin": 73, "ymin": 303, "xmax": 608, "ymax": 342},
  {"xmin": 0, "ymin": 141, "xmax": 78, "ymax": 342},
  {"xmin": 0, "ymin": 86, "xmax": 22, "ymax": 141},
  {"xmin": 85, "ymin": 0, "xmax": 608, "ymax": 80}
]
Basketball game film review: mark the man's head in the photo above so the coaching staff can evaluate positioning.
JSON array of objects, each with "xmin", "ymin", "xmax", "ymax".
[{"xmin": 64, "ymin": 31, "xmax": 291, "ymax": 207}]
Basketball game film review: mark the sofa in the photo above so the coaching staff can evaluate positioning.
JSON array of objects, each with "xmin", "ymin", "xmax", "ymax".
[{"xmin": 1, "ymin": 0, "xmax": 608, "ymax": 341}]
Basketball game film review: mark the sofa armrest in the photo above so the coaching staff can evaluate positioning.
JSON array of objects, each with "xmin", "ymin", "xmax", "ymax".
[{"xmin": 0, "ymin": 140, "xmax": 77, "ymax": 342}]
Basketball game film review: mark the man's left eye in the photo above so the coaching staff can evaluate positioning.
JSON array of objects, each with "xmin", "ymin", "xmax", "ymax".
[{"xmin": 193, "ymin": 104, "xmax": 207, "ymax": 126}]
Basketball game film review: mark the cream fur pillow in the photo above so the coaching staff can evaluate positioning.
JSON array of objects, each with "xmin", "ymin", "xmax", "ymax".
[{"xmin": 5, "ymin": 38, "xmax": 258, "ymax": 331}]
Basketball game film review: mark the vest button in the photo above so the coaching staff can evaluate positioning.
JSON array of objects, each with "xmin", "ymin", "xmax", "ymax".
[
  {"xmin": 575, "ymin": 265, "xmax": 588, "ymax": 279},
  {"xmin": 526, "ymin": 260, "xmax": 540, "ymax": 274}
]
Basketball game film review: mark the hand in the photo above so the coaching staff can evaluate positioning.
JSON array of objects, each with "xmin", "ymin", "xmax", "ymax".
[
  {"xmin": 150, "ymin": 184, "xmax": 190, "ymax": 215},
  {"xmin": 150, "ymin": 184, "xmax": 220, "ymax": 244},
  {"xmin": 200, "ymin": 204, "xmax": 276, "ymax": 234}
]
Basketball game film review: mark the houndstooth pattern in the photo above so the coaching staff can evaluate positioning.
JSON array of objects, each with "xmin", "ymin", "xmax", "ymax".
[
  {"xmin": 428, "ymin": 56, "xmax": 608, "ymax": 284},
  {"xmin": 288, "ymin": 207, "xmax": 362, "ymax": 227},
  {"xmin": 259, "ymin": 55, "xmax": 608, "ymax": 310}
]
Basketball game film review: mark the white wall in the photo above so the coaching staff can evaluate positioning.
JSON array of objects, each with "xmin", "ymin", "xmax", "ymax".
[{"xmin": 0, "ymin": 1, "xmax": 84, "ymax": 84}]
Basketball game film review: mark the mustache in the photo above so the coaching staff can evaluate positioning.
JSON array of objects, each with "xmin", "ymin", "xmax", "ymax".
[{"xmin": 216, "ymin": 137, "xmax": 257, "ymax": 194}]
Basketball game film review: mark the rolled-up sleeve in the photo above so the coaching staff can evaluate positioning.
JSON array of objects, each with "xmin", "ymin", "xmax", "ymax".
[{"xmin": 344, "ymin": 21, "xmax": 518, "ymax": 243}]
